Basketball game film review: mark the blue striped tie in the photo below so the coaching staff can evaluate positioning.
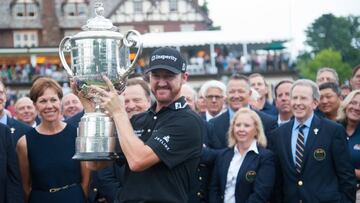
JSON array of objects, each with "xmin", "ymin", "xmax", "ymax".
[{"xmin": 295, "ymin": 125, "xmax": 306, "ymax": 173}]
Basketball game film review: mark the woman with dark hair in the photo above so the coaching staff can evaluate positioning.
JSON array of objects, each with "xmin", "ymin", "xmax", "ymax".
[
  {"xmin": 337, "ymin": 89, "xmax": 360, "ymax": 202},
  {"xmin": 16, "ymin": 77, "xmax": 90, "ymax": 203},
  {"xmin": 209, "ymin": 108, "xmax": 275, "ymax": 203}
]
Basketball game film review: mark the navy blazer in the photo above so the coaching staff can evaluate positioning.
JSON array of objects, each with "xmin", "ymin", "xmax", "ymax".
[
  {"xmin": 6, "ymin": 116, "xmax": 32, "ymax": 146},
  {"xmin": 269, "ymin": 115, "xmax": 357, "ymax": 203},
  {"xmin": 208, "ymin": 109, "xmax": 277, "ymax": 149},
  {"xmin": 64, "ymin": 111, "xmax": 84, "ymax": 128},
  {"xmin": 209, "ymin": 146, "xmax": 275, "ymax": 203},
  {"xmin": 0, "ymin": 123, "xmax": 24, "ymax": 203}
]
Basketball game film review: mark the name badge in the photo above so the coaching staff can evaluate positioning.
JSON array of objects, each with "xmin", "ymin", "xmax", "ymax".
[
  {"xmin": 245, "ymin": 170, "xmax": 256, "ymax": 182},
  {"xmin": 314, "ymin": 148, "xmax": 326, "ymax": 161}
]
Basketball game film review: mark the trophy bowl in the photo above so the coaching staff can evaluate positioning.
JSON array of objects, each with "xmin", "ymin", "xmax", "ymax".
[{"xmin": 59, "ymin": 2, "xmax": 142, "ymax": 160}]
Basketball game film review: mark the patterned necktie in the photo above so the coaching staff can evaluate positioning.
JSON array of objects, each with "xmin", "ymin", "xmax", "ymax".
[{"xmin": 295, "ymin": 125, "xmax": 306, "ymax": 173}]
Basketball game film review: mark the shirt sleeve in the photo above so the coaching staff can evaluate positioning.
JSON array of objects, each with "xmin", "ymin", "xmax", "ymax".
[{"xmin": 145, "ymin": 113, "xmax": 203, "ymax": 169}]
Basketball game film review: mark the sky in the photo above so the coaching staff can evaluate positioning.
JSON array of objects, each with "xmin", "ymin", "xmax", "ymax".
[{"xmin": 202, "ymin": 0, "xmax": 360, "ymax": 57}]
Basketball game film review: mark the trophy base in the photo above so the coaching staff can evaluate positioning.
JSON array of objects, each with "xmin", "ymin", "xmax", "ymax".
[{"xmin": 72, "ymin": 152, "xmax": 119, "ymax": 161}]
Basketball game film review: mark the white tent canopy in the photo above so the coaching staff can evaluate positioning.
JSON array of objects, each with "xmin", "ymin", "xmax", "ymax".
[
  {"xmin": 140, "ymin": 30, "xmax": 289, "ymax": 48},
  {"xmin": 137, "ymin": 30, "xmax": 289, "ymax": 70}
]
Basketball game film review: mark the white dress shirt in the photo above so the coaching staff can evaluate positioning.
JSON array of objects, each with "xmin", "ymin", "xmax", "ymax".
[{"xmin": 224, "ymin": 140, "xmax": 259, "ymax": 203}]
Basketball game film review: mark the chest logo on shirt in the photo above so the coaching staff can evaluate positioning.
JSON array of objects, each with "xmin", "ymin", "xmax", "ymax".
[
  {"xmin": 154, "ymin": 135, "xmax": 171, "ymax": 151},
  {"xmin": 175, "ymin": 102, "xmax": 187, "ymax": 110},
  {"xmin": 354, "ymin": 144, "xmax": 360, "ymax": 150},
  {"xmin": 313, "ymin": 148, "xmax": 326, "ymax": 161},
  {"xmin": 245, "ymin": 171, "xmax": 256, "ymax": 183}
]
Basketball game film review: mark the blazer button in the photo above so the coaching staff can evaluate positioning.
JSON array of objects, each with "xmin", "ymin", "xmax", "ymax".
[
  {"xmin": 197, "ymin": 192, "xmax": 201, "ymax": 197},
  {"xmin": 93, "ymin": 188, "xmax": 98, "ymax": 192},
  {"xmin": 298, "ymin": 180, "xmax": 303, "ymax": 186},
  {"xmin": 199, "ymin": 176, "xmax": 202, "ymax": 181}
]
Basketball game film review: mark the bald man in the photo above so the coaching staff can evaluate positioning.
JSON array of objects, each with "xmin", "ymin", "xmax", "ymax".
[
  {"xmin": 181, "ymin": 83, "xmax": 197, "ymax": 111},
  {"xmin": 15, "ymin": 97, "xmax": 37, "ymax": 127},
  {"xmin": 62, "ymin": 93, "xmax": 84, "ymax": 119}
]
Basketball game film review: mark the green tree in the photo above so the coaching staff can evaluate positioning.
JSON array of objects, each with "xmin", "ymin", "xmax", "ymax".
[
  {"xmin": 298, "ymin": 49, "xmax": 352, "ymax": 83},
  {"xmin": 305, "ymin": 14, "xmax": 360, "ymax": 67}
]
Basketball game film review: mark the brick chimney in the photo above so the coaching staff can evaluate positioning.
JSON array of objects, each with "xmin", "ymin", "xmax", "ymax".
[{"xmin": 40, "ymin": 0, "xmax": 61, "ymax": 46}]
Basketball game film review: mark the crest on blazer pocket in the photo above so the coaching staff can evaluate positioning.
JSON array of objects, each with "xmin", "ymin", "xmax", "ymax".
[
  {"xmin": 245, "ymin": 171, "xmax": 256, "ymax": 182},
  {"xmin": 314, "ymin": 148, "xmax": 326, "ymax": 161}
]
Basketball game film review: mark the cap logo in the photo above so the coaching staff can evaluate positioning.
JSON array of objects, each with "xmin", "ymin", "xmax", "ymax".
[
  {"xmin": 151, "ymin": 54, "xmax": 177, "ymax": 62},
  {"xmin": 182, "ymin": 63, "xmax": 186, "ymax": 71}
]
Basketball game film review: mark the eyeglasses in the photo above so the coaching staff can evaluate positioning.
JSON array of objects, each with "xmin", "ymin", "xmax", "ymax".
[{"xmin": 205, "ymin": 95, "xmax": 224, "ymax": 100}]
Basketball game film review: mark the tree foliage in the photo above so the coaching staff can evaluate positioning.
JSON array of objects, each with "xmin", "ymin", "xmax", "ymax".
[
  {"xmin": 304, "ymin": 13, "xmax": 360, "ymax": 67},
  {"xmin": 298, "ymin": 49, "xmax": 352, "ymax": 83}
]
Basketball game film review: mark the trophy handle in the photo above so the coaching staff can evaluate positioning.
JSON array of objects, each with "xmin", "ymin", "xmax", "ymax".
[
  {"xmin": 122, "ymin": 30, "xmax": 143, "ymax": 78},
  {"xmin": 59, "ymin": 36, "xmax": 74, "ymax": 77}
]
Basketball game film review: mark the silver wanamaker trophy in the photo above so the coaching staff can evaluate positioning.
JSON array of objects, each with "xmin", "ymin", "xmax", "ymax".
[{"xmin": 59, "ymin": 1, "xmax": 143, "ymax": 160}]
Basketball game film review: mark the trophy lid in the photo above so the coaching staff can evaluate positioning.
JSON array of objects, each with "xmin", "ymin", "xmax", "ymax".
[{"xmin": 82, "ymin": 1, "xmax": 118, "ymax": 32}]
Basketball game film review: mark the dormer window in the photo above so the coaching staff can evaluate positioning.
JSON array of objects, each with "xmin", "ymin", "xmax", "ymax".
[
  {"xmin": 63, "ymin": 0, "xmax": 88, "ymax": 17},
  {"xmin": 169, "ymin": 0, "xmax": 178, "ymax": 12},
  {"xmin": 12, "ymin": 0, "xmax": 38, "ymax": 18},
  {"xmin": 133, "ymin": 0, "xmax": 143, "ymax": 13}
]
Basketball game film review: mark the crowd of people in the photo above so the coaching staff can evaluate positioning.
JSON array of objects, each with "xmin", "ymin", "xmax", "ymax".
[
  {"xmin": 0, "ymin": 63, "xmax": 68, "ymax": 83},
  {"xmin": 0, "ymin": 47, "xmax": 360, "ymax": 203}
]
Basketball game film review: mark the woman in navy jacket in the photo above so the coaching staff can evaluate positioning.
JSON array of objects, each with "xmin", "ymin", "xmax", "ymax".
[
  {"xmin": 209, "ymin": 108, "xmax": 275, "ymax": 203},
  {"xmin": 337, "ymin": 89, "xmax": 360, "ymax": 202}
]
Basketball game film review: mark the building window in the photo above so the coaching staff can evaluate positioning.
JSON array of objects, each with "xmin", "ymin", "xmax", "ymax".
[
  {"xmin": 180, "ymin": 24, "xmax": 195, "ymax": 32},
  {"xmin": 63, "ymin": 2, "xmax": 88, "ymax": 17},
  {"xmin": 169, "ymin": 0, "xmax": 178, "ymax": 12},
  {"xmin": 13, "ymin": 31, "xmax": 38, "ymax": 48},
  {"xmin": 12, "ymin": 0, "xmax": 38, "ymax": 18},
  {"xmin": 149, "ymin": 25, "xmax": 164, "ymax": 33},
  {"xmin": 133, "ymin": 0, "xmax": 143, "ymax": 13}
]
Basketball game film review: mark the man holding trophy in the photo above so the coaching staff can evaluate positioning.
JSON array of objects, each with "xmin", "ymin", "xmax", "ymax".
[
  {"xmin": 59, "ymin": 1, "xmax": 203, "ymax": 201},
  {"xmin": 81, "ymin": 47, "xmax": 203, "ymax": 202}
]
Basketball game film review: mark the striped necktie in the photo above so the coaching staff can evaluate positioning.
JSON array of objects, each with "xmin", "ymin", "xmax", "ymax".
[{"xmin": 295, "ymin": 125, "xmax": 306, "ymax": 173}]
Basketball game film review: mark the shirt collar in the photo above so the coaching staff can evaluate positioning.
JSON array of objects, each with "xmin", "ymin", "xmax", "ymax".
[
  {"xmin": 234, "ymin": 139, "xmax": 259, "ymax": 155},
  {"xmin": 277, "ymin": 115, "xmax": 290, "ymax": 126},
  {"xmin": 149, "ymin": 96, "xmax": 187, "ymax": 114},
  {"xmin": 228, "ymin": 107, "xmax": 235, "ymax": 120},
  {"xmin": 0, "ymin": 113, "xmax": 7, "ymax": 125},
  {"xmin": 294, "ymin": 112, "xmax": 314, "ymax": 129}
]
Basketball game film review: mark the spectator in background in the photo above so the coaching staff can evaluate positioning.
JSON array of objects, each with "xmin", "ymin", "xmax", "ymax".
[
  {"xmin": 274, "ymin": 80, "xmax": 293, "ymax": 126},
  {"xmin": 195, "ymin": 92, "xmax": 207, "ymax": 116},
  {"xmin": 123, "ymin": 78, "xmax": 151, "ymax": 119},
  {"xmin": 316, "ymin": 67, "xmax": 339, "ymax": 85},
  {"xmin": 0, "ymin": 81, "xmax": 31, "ymax": 145},
  {"xmin": 337, "ymin": 90, "xmax": 360, "ymax": 202},
  {"xmin": 341, "ymin": 84, "xmax": 352, "ymax": 100},
  {"xmin": 249, "ymin": 73, "xmax": 277, "ymax": 116},
  {"xmin": 351, "ymin": 65, "xmax": 360, "ymax": 90},
  {"xmin": 15, "ymin": 97, "xmax": 38, "ymax": 127},
  {"xmin": 318, "ymin": 82, "xmax": 342, "ymax": 121},
  {"xmin": 199, "ymin": 80, "xmax": 226, "ymax": 121},
  {"xmin": 208, "ymin": 74, "xmax": 277, "ymax": 149},
  {"xmin": 61, "ymin": 93, "xmax": 84, "ymax": 120},
  {"xmin": 181, "ymin": 83, "xmax": 197, "ymax": 111}
]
